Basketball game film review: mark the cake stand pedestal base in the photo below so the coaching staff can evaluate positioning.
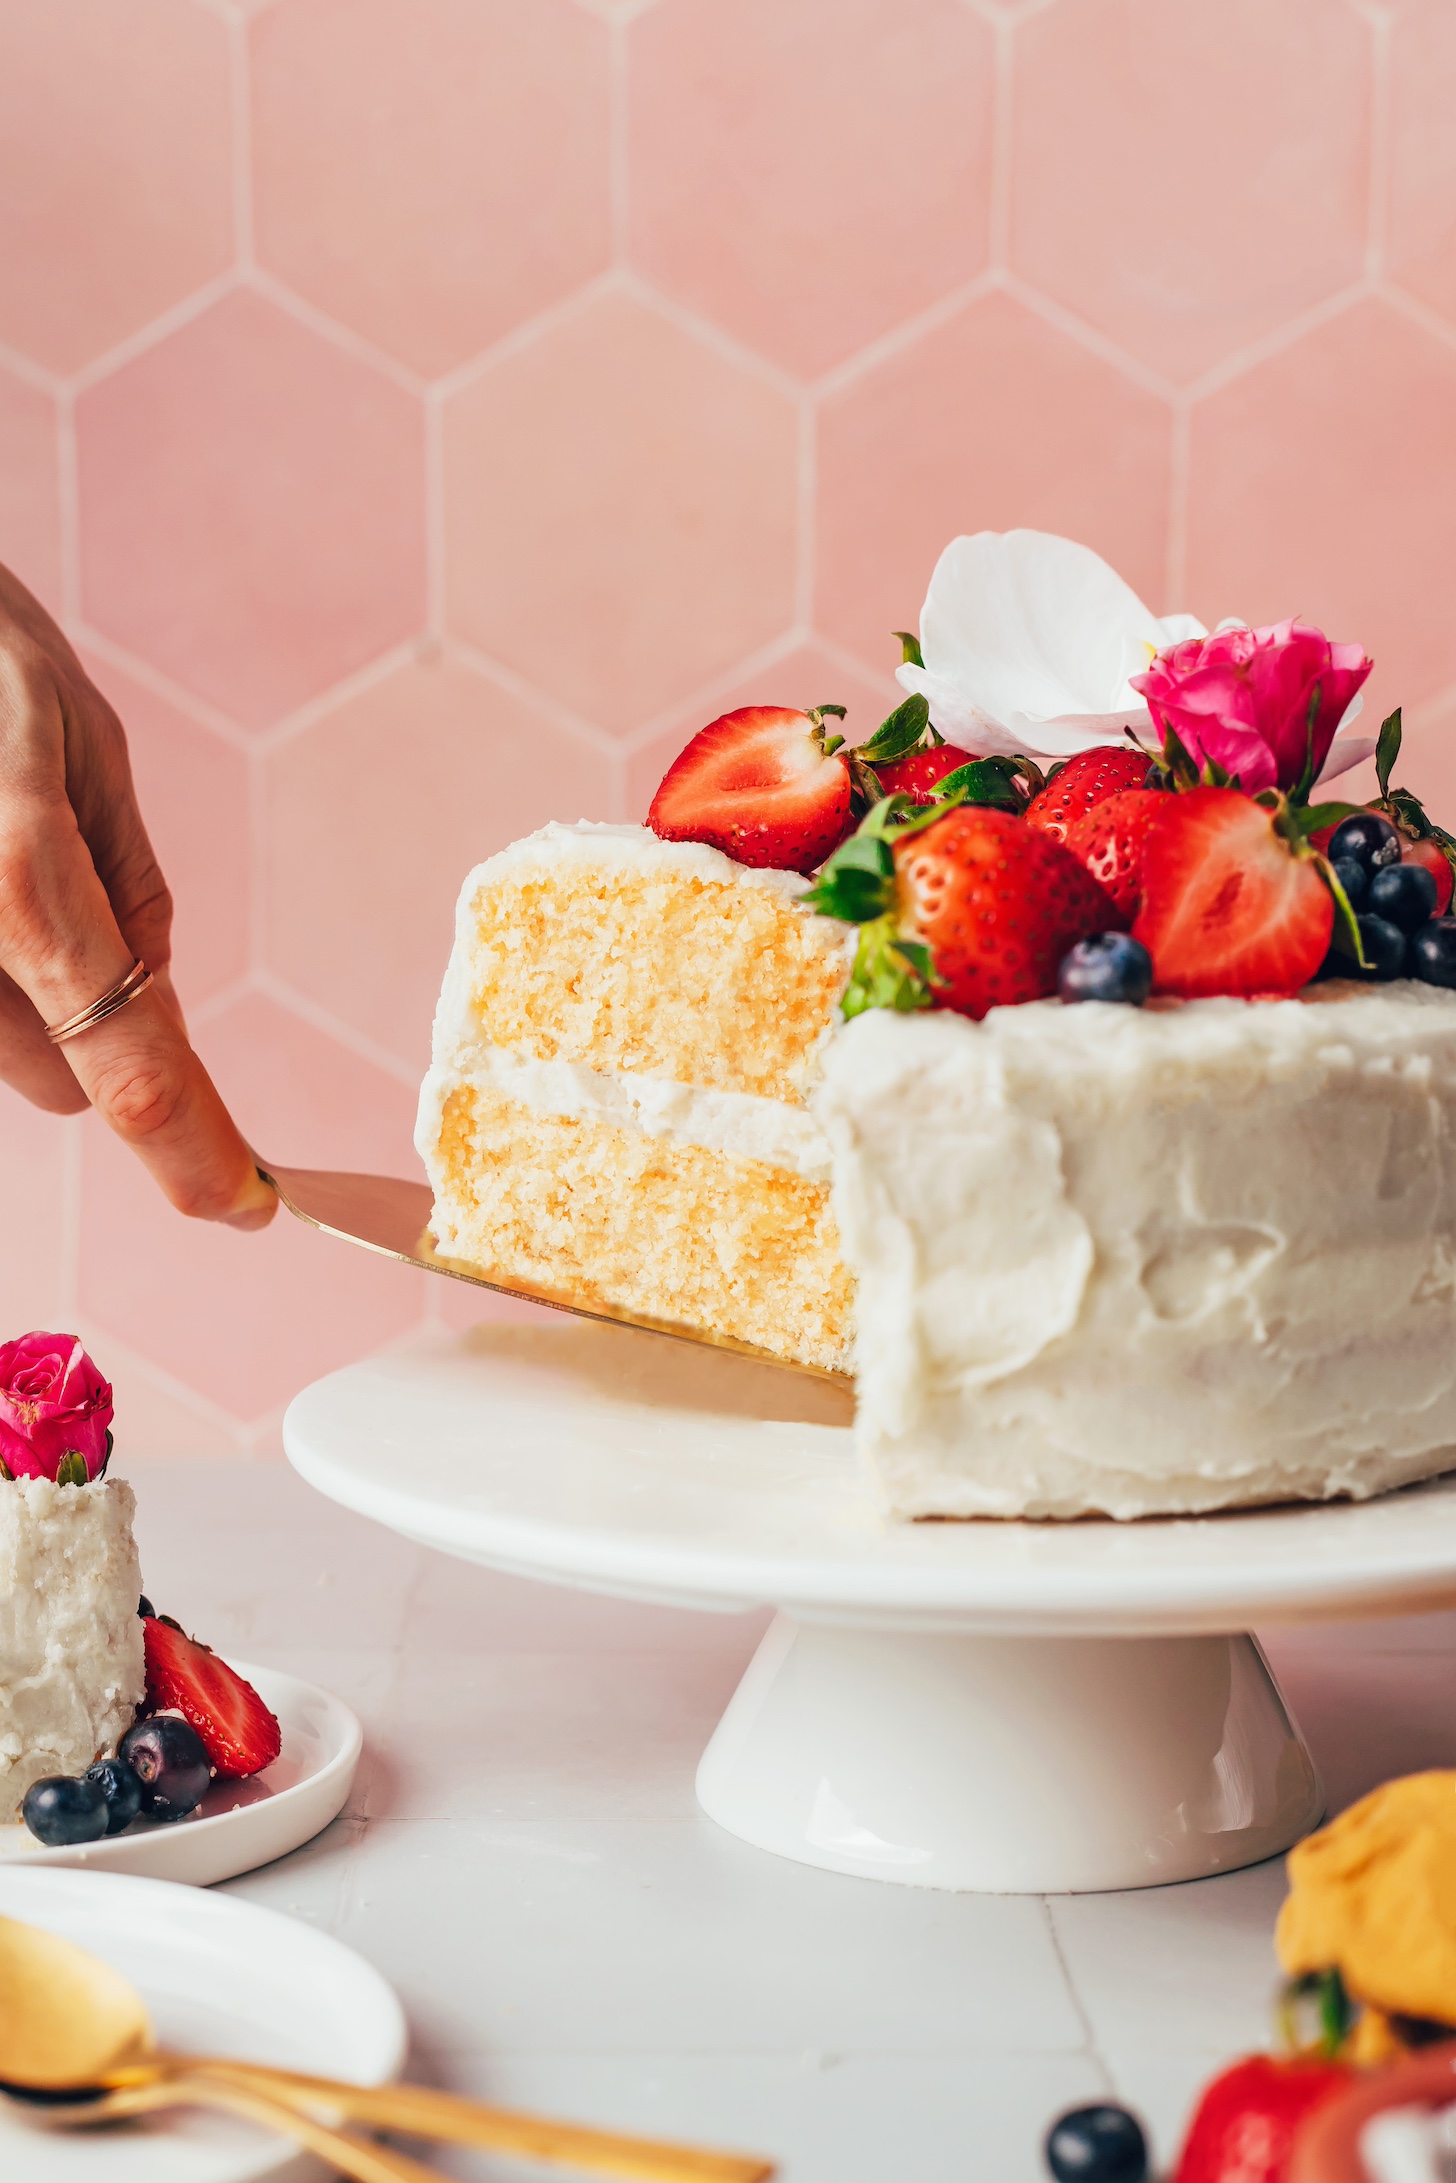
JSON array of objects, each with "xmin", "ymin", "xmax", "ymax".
[{"xmin": 695, "ymin": 1614, "xmax": 1322, "ymax": 1892}]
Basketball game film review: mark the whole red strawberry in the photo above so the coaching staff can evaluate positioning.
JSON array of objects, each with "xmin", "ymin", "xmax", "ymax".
[
  {"xmin": 1065, "ymin": 788, "xmax": 1164, "ymax": 920},
  {"xmin": 142, "ymin": 1614, "xmax": 282, "ymax": 1780},
  {"xmin": 1025, "ymin": 746, "xmax": 1153, "ymax": 843},
  {"xmin": 893, "ymin": 805, "xmax": 1124, "ymax": 1018},
  {"xmin": 1403, "ymin": 836, "xmax": 1455, "ymax": 915},
  {"xmin": 1133, "ymin": 788, "xmax": 1334, "ymax": 998},
  {"xmin": 871, "ymin": 742, "xmax": 976, "ymax": 806},
  {"xmin": 649, "ymin": 705, "xmax": 854, "ymax": 876},
  {"xmin": 1174, "ymin": 2055, "xmax": 1351, "ymax": 2183}
]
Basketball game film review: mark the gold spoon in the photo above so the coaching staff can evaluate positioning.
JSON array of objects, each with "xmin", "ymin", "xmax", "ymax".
[
  {"xmin": 0, "ymin": 1916, "xmax": 775, "ymax": 2182},
  {"xmin": 257, "ymin": 1158, "xmax": 850, "ymax": 1389}
]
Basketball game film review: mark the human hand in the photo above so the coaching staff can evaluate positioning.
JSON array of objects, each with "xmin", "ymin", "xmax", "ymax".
[{"xmin": 0, "ymin": 564, "xmax": 274, "ymax": 1229}]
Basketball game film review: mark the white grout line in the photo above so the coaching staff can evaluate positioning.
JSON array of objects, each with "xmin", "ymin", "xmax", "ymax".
[
  {"xmin": 997, "ymin": 269, "xmax": 1180, "ymax": 402},
  {"xmin": 1379, "ymin": 281, "xmax": 1456, "ymax": 357},
  {"xmin": 1365, "ymin": 4, "xmax": 1392, "ymax": 286},
  {"xmin": 242, "ymin": 265, "xmax": 428, "ymax": 396},
  {"xmin": 431, "ymin": 270, "xmax": 621, "ymax": 403},
  {"xmin": 811, "ymin": 271, "xmax": 997, "ymax": 403},
  {"xmin": 249, "ymin": 967, "xmax": 423, "ymax": 1089},
  {"xmin": 424, "ymin": 390, "xmax": 446, "ymax": 637},
  {"xmin": 0, "ymin": 339, "xmax": 58, "ymax": 395},
  {"xmin": 76, "ymin": 1306, "xmax": 253, "ymax": 1451},
  {"xmin": 246, "ymin": 742, "xmax": 268, "ymax": 979},
  {"xmin": 1164, "ymin": 402, "xmax": 1192, "ymax": 615},
  {"xmin": 442, "ymin": 634, "xmax": 622, "ymax": 759},
  {"xmin": 1181, "ymin": 280, "xmax": 1372, "ymax": 405},
  {"xmin": 255, "ymin": 638, "xmax": 419, "ymax": 754},
  {"xmin": 70, "ymin": 625, "xmax": 254, "ymax": 749},
  {"xmin": 64, "ymin": 268, "xmax": 242, "ymax": 396},
  {"xmin": 987, "ymin": 10, "xmax": 1015, "ymax": 276},
  {"xmin": 794, "ymin": 395, "xmax": 816, "ymax": 631},
  {"xmin": 613, "ymin": 267, "xmax": 804, "ymax": 399},
  {"xmin": 617, "ymin": 624, "xmax": 812, "ymax": 755}
]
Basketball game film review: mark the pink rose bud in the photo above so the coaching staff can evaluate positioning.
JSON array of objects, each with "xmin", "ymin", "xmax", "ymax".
[
  {"xmin": 0, "ymin": 1332, "xmax": 114, "ymax": 1484},
  {"xmin": 1131, "ymin": 619, "xmax": 1372, "ymax": 793}
]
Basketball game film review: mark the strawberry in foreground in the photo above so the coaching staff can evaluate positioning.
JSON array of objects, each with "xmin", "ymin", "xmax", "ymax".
[
  {"xmin": 1025, "ymin": 746, "xmax": 1153, "ymax": 842},
  {"xmin": 1065, "ymin": 789, "xmax": 1164, "ymax": 920},
  {"xmin": 808, "ymin": 798, "xmax": 1124, "ymax": 1020},
  {"xmin": 143, "ymin": 1611, "xmax": 282, "ymax": 1779},
  {"xmin": 1133, "ymin": 788, "xmax": 1336, "ymax": 998},
  {"xmin": 1172, "ymin": 2055, "xmax": 1351, "ymax": 2183},
  {"xmin": 648, "ymin": 704, "xmax": 855, "ymax": 877}
]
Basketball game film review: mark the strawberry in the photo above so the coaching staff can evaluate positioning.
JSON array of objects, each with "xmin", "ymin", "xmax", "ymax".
[
  {"xmin": 142, "ymin": 1615, "xmax": 282, "ymax": 1780},
  {"xmin": 1173, "ymin": 2055, "xmax": 1351, "ymax": 2183},
  {"xmin": 871, "ymin": 742, "xmax": 976, "ymax": 806},
  {"xmin": 1133, "ymin": 788, "xmax": 1334, "ymax": 998},
  {"xmin": 648, "ymin": 705, "xmax": 854, "ymax": 877},
  {"xmin": 1065, "ymin": 788, "xmax": 1164, "ymax": 919},
  {"xmin": 1024, "ymin": 746, "xmax": 1153, "ymax": 843},
  {"xmin": 1403, "ymin": 835, "xmax": 1455, "ymax": 915}
]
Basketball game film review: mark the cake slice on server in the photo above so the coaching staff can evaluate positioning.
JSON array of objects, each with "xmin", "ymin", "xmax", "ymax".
[{"xmin": 415, "ymin": 820, "xmax": 856, "ymax": 1373}]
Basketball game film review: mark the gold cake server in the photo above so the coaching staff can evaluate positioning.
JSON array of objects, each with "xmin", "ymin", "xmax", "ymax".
[{"xmin": 255, "ymin": 1160, "xmax": 853, "ymax": 1389}]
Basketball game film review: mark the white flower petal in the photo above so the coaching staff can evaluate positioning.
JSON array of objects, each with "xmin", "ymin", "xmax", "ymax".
[
  {"xmin": 902, "ymin": 530, "xmax": 1205, "ymax": 764},
  {"xmin": 1314, "ymin": 734, "xmax": 1377, "ymax": 786}
]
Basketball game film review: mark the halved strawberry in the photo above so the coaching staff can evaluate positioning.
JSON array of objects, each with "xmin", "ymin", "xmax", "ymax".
[
  {"xmin": 648, "ymin": 705, "xmax": 854, "ymax": 876},
  {"xmin": 142, "ymin": 1615, "xmax": 282, "ymax": 1780},
  {"xmin": 1024, "ymin": 746, "xmax": 1153, "ymax": 843},
  {"xmin": 1065, "ymin": 788, "xmax": 1164, "ymax": 919},
  {"xmin": 1133, "ymin": 788, "xmax": 1334, "ymax": 998},
  {"xmin": 891, "ymin": 806, "xmax": 1125, "ymax": 1018},
  {"xmin": 871, "ymin": 742, "xmax": 976, "ymax": 806}
]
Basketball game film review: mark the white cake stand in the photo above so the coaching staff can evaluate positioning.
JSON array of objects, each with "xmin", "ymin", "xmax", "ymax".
[{"xmin": 282, "ymin": 1322, "xmax": 1456, "ymax": 1895}]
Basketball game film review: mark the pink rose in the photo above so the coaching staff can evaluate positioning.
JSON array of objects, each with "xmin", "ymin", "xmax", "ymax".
[
  {"xmin": 1130, "ymin": 619, "xmax": 1372, "ymax": 794},
  {"xmin": 0, "ymin": 1332, "xmax": 113, "ymax": 1484}
]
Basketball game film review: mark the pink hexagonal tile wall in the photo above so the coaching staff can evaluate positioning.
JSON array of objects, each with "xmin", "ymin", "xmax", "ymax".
[
  {"xmin": 265, "ymin": 651, "xmax": 616, "ymax": 1070},
  {"xmin": 816, "ymin": 294, "xmax": 1174, "ymax": 674},
  {"xmin": 1388, "ymin": 0, "xmax": 1456, "ymax": 326},
  {"xmin": 0, "ymin": 0, "xmax": 232, "ymax": 373},
  {"xmin": 444, "ymin": 294, "xmax": 798, "ymax": 734},
  {"xmin": 252, "ymin": 0, "xmax": 611, "ymax": 378},
  {"xmin": 0, "ymin": 1086, "xmax": 67, "ymax": 1334},
  {"xmin": 1185, "ymin": 300, "xmax": 1456, "ymax": 734},
  {"xmin": 629, "ymin": 0, "xmax": 993, "ymax": 381},
  {"xmin": 1012, "ymin": 0, "xmax": 1371, "ymax": 385},
  {"xmin": 76, "ymin": 291, "xmax": 426, "ymax": 731},
  {"xmin": 79, "ymin": 652, "xmax": 249, "ymax": 1010},
  {"xmin": 0, "ymin": 368, "xmax": 61, "ymax": 617}
]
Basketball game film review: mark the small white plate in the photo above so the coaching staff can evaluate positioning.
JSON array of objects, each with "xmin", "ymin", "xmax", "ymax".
[
  {"xmin": 0, "ymin": 1865, "xmax": 405, "ymax": 2183},
  {"xmin": 0, "ymin": 1663, "xmax": 361, "ymax": 1885}
]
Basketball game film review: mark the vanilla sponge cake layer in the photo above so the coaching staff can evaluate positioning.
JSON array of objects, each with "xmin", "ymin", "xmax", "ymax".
[
  {"xmin": 816, "ymin": 984, "xmax": 1456, "ymax": 1520},
  {"xmin": 0, "ymin": 1476, "xmax": 145, "ymax": 1818},
  {"xmin": 417, "ymin": 823, "xmax": 853, "ymax": 1372},
  {"xmin": 433, "ymin": 1084, "xmax": 853, "ymax": 1371}
]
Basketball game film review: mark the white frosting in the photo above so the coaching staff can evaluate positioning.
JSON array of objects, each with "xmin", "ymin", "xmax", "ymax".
[
  {"xmin": 418, "ymin": 1040, "xmax": 832, "ymax": 1182},
  {"xmin": 815, "ymin": 985, "xmax": 1456, "ymax": 1520},
  {"xmin": 415, "ymin": 821, "xmax": 844, "ymax": 1181},
  {"xmin": 0, "ymin": 1476, "xmax": 145, "ymax": 1818}
]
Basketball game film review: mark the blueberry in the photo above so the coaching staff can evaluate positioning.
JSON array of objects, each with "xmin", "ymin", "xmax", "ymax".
[
  {"xmin": 1044, "ymin": 2103, "xmax": 1148, "ymax": 2182},
  {"xmin": 22, "ymin": 1773, "xmax": 109, "ymax": 1847},
  {"xmin": 119, "ymin": 1715, "xmax": 212, "ymax": 1821},
  {"xmin": 1354, "ymin": 913, "xmax": 1408, "ymax": 981},
  {"xmin": 1330, "ymin": 855, "xmax": 1367, "ymax": 908},
  {"xmin": 1329, "ymin": 811, "xmax": 1401, "ymax": 872},
  {"xmin": 1057, "ymin": 934, "xmax": 1153, "ymax": 1007},
  {"xmin": 1410, "ymin": 918, "xmax": 1456, "ymax": 988},
  {"xmin": 1367, "ymin": 861, "xmax": 1439, "ymax": 933},
  {"xmin": 84, "ymin": 1756, "xmax": 144, "ymax": 1835}
]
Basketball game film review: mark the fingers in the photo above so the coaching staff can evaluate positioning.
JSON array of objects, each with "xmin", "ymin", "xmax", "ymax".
[{"xmin": 0, "ymin": 963, "xmax": 88, "ymax": 1111}]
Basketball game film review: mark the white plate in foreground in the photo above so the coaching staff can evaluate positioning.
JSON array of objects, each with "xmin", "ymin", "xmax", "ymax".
[
  {"xmin": 0, "ymin": 1664, "xmax": 361, "ymax": 1884},
  {"xmin": 284, "ymin": 1323, "xmax": 1456, "ymax": 1636},
  {"xmin": 0, "ymin": 1865, "xmax": 404, "ymax": 2183}
]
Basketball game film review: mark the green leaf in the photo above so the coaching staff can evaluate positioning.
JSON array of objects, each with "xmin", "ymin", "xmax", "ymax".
[
  {"xmin": 1291, "ymin": 800, "xmax": 1365, "ymax": 839},
  {"xmin": 1289, "ymin": 685, "xmax": 1322, "ymax": 807},
  {"xmin": 840, "ymin": 916, "xmax": 938, "ymax": 1018},
  {"xmin": 933, "ymin": 759, "xmax": 1025, "ymax": 811},
  {"xmin": 1277, "ymin": 1969, "xmax": 1353, "ymax": 2061},
  {"xmin": 1319, "ymin": 854, "xmax": 1369, "ymax": 969},
  {"xmin": 1160, "ymin": 721, "xmax": 1202, "ymax": 790},
  {"xmin": 0, "ymin": 1452, "xmax": 11, "ymax": 1482},
  {"xmin": 1376, "ymin": 707, "xmax": 1403, "ymax": 798},
  {"xmin": 55, "ymin": 1450, "xmax": 89, "ymax": 1488},
  {"xmin": 101, "ymin": 1428, "xmax": 113, "ymax": 1477},
  {"xmin": 857, "ymin": 694, "xmax": 930, "ymax": 764},
  {"xmin": 892, "ymin": 630, "xmax": 924, "ymax": 669}
]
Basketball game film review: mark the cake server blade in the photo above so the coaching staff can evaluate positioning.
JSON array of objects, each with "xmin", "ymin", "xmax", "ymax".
[{"xmin": 255, "ymin": 1160, "xmax": 853, "ymax": 1388}]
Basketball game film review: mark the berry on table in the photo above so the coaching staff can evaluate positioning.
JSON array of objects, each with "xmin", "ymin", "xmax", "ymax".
[
  {"xmin": 1328, "ymin": 811, "xmax": 1401, "ymax": 872},
  {"xmin": 1354, "ymin": 913, "xmax": 1407, "ymax": 981},
  {"xmin": 1058, "ymin": 933, "xmax": 1153, "ymax": 1006},
  {"xmin": 22, "ymin": 1773, "xmax": 110, "ymax": 1847},
  {"xmin": 84, "ymin": 1756, "xmax": 144, "ymax": 1836},
  {"xmin": 1044, "ymin": 2102, "xmax": 1148, "ymax": 2182},
  {"xmin": 119, "ymin": 1715, "xmax": 213, "ymax": 1821},
  {"xmin": 1410, "ymin": 918, "xmax": 1456, "ymax": 987},
  {"xmin": 1366, "ymin": 860, "xmax": 1438, "ymax": 933},
  {"xmin": 1329, "ymin": 856, "xmax": 1366, "ymax": 909}
]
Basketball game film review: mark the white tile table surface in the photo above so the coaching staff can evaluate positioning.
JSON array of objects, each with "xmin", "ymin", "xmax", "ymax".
[{"xmin": 126, "ymin": 1454, "xmax": 1456, "ymax": 2183}]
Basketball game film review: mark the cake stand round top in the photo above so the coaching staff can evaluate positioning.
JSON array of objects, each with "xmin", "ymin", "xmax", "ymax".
[{"xmin": 282, "ymin": 1322, "xmax": 1456, "ymax": 1637}]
